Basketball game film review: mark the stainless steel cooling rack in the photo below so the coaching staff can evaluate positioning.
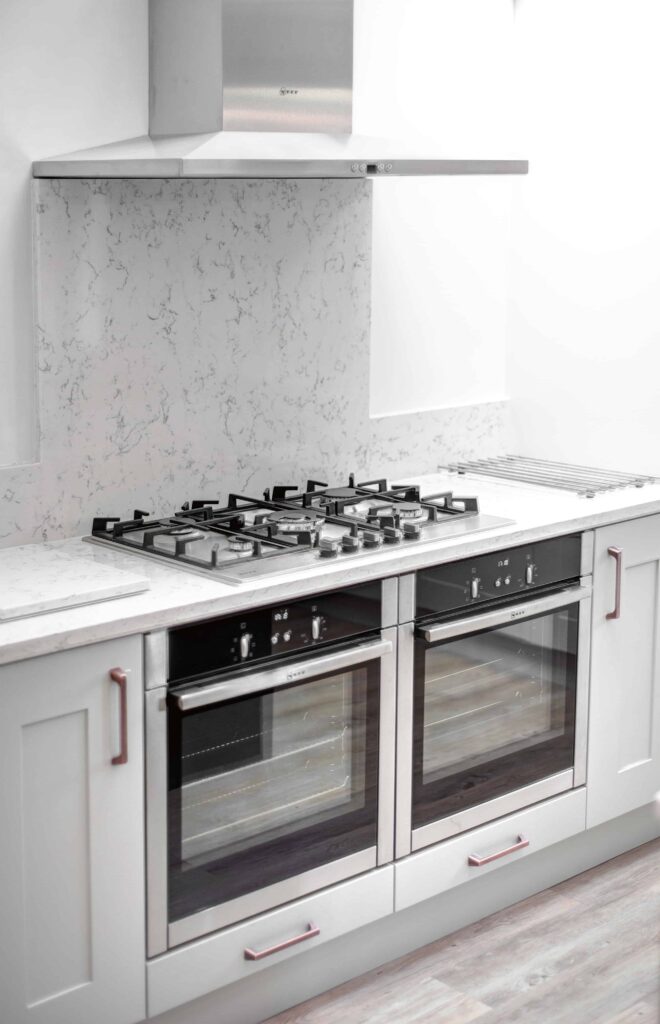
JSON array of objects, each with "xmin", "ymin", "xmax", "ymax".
[{"xmin": 446, "ymin": 455, "xmax": 656, "ymax": 498}]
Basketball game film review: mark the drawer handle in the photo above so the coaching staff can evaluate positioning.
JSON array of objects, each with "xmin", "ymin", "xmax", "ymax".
[
  {"xmin": 110, "ymin": 668, "xmax": 128, "ymax": 766},
  {"xmin": 606, "ymin": 546, "xmax": 623, "ymax": 620},
  {"xmin": 468, "ymin": 834, "xmax": 529, "ymax": 867},
  {"xmin": 244, "ymin": 923, "xmax": 320, "ymax": 961}
]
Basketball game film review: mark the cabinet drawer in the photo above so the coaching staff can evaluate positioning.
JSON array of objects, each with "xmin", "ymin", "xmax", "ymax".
[
  {"xmin": 396, "ymin": 789, "xmax": 586, "ymax": 912},
  {"xmin": 147, "ymin": 866, "xmax": 394, "ymax": 1017}
]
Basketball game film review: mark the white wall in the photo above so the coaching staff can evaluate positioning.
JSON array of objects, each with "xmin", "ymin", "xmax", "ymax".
[
  {"xmin": 355, "ymin": 0, "xmax": 519, "ymax": 417},
  {"xmin": 0, "ymin": 0, "xmax": 148, "ymax": 468},
  {"xmin": 508, "ymin": 0, "xmax": 660, "ymax": 474}
]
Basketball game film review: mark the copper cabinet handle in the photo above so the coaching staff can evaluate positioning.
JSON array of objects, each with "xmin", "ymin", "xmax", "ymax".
[
  {"xmin": 244, "ymin": 923, "xmax": 320, "ymax": 961},
  {"xmin": 468, "ymin": 834, "xmax": 529, "ymax": 867},
  {"xmin": 606, "ymin": 546, "xmax": 623, "ymax": 620},
  {"xmin": 110, "ymin": 668, "xmax": 128, "ymax": 765}
]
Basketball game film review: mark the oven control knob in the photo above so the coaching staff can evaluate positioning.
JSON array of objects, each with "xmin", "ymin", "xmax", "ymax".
[
  {"xmin": 470, "ymin": 577, "xmax": 480, "ymax": 600},
  {"xmin": 495, "ymin": 578, "xmax": 502, "ymax": 588},
  {"xmin": 283, "ymin": 630, "xmax": 292, "ymax": 643},
  {"xmin": 526, "ymin": 564, "xmax": 535, "ymax": 585},
  {"xmin": 319, "ymin": 538, "xmax": 340, "ymax": 558},
  {"xmin": 342, "ymin": 534, "xmax": 361, "ymax": 552},
  {"xmin": 311, "ymin": 615, "xmax": 322, "ymax": 641},
  {"xmin": 403, "ymin": 522, "xmax": 421, "ymax": 540},
  {"xmin": 271, "ymin": 634, "xmax": 279, "ymax": 645},
  {"xmin": 239, "ymin": 632, "xmax": 252, "ymax": 660}
]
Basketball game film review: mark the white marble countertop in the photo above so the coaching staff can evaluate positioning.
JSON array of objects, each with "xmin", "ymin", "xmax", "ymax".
[{"xmin": 2, "ymin": 471, "xmax": 660, "ymax": 666}]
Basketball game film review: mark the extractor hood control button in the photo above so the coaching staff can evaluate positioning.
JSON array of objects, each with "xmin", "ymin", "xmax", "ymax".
[
  {"xmin": 239, "ymin": 633, "xmax": 252, "ymax": 660},
  {"xmin": 311, "ymin": 615, "xmax": 322, "ymax": 641},
  {"xmin": 470, "ymin": 578, "xmax": 480, "ymax": 600},
  {"xmin": 319, "ymin": 538, "xmax": 340, "ymax": 558},
  {"xmin": 526, "ymin": 564, "xmax": 535, "ymax": 585}
]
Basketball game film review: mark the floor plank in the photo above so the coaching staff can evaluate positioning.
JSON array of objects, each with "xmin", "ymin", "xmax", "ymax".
[{"xmin": 263, "ymin": 838, "xmax": 660, "ymax": 1024}]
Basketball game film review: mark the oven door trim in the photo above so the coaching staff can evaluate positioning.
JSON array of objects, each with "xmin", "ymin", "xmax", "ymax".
[
  {"xmin": 410, "ymin": 770, "xmax": 577, "ymax": 851},
  {"xmin": 174, "ymin": 636, "xmax": 393, "ymax": 710},
  {"xmin": 396, "ymin": 579, "xmax": 592, "ymax": 859},
  {"xmin": 146, "ymin": 628, "xmax": 396, "ymax": 956},
  {"xmin": 419, "ymin": 583, "xmax": 592, "ymax": 643}
]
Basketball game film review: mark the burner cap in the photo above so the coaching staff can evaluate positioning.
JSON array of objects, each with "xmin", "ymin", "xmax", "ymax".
[
  {"xmin": 228, "ymin": 536, "xmax": 254, "ymax": 553},
  {"xmin": 322, "ymin": 487, "xmax": 361, "ymax": 500},
  {"xmin": 396, "ymin": 502, "xmax": 426, "ymax": 521},
  {"xmin": 170, "ymin": 526, "xmax": 204, "ymax": 538},
  {"xmin": 268, "ymin": 510, "xmax": 322, "ymax": 533}
]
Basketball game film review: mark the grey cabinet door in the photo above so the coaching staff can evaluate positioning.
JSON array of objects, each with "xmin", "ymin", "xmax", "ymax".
[
  {"xmin": 0, "ymin": 637, "xmax": 145, "ymax": 1024},
  {"xmin": 587, "ymin": 514, "xmax": 660, "ymax": 827}
]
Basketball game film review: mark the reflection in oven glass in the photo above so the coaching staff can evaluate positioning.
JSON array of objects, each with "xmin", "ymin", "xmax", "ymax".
[
  {"xmin": 423, "ymin": 613, "xmax": 571, "ymax": 783},
  {"xmin": 179, "ymin": 671, "xmax": 367, "ymax": 867}
]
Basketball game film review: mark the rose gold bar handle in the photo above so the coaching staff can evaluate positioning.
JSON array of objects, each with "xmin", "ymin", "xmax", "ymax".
[
  {"xmin": 606, "ymin": 546, "xmax": 623, "ymax": 620},
  {"xmin": 244, "ymin": 923, "xmax": 320, "ymax": 961},
  {"xmin": 468, "ymin": 834, "xmax": 529, "ymax": 867},
  {"xmin": 110, "ymin": 668, "xmax": 128, "ymax": 765}
]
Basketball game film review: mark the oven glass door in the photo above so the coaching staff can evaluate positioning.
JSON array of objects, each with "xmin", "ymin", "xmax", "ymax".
[
  {"xmin": 167, "ymin": 655, "xmax": 380, "ymax": 928},
  {"xmin": 412, "ymin": 602, "xmax": 579, "ymax": 830}
]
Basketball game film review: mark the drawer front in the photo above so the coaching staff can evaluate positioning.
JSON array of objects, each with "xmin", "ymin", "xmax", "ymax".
[
  {"xmin": 396, "ymin": 789, "xmax": 586, "ymax": 912},
  {"xmin": 147, "ymin": 866, "xmax": 394, "ymax": 1017}
]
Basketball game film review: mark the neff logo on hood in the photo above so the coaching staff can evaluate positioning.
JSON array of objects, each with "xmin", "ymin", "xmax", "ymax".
[{"xmin": 279, "ymin": 88, "xmax": 299, "ymax": 96}]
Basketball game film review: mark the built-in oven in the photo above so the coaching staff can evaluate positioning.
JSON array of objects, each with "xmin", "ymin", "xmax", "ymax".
[
  {"xmin": 396, "ymin": 534, "xmax": 593, "ymax": 857},
  {"xmin": 145, "ymin": 579, "xmax": 396, "ymax": 955}
]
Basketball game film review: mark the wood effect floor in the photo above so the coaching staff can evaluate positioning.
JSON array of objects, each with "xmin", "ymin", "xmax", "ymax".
[{"xmin": 264, "ymin": 838, "xmax": 660, "ymax": 1024}]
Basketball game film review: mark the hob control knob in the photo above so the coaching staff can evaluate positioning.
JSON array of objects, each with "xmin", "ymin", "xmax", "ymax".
[
  {"xmin": 383, "ymin": 526, "xmax": 402, "ymax": 544},
  {"xmin": 342, "ymin": 534, "xmax": 361, "ymax": 552},
  {"xmin": 239, "ymin": 633, "xmax": 252, "ymax": 660},
  {"xmin": 470, "ymin": 578, "xmax": 480, "ymax": 600},
  {"xmin": 403, "ymin": 522, "xmax": 421, "ymax": 540},
  {"xmin": 526, "ymin": 564, "xmax": 535, "ymax": 585},
  {"xmin": 311, "ymin": 615, "xmax": 322, "ymax": 641},
  {"xmin": 363, "ymin": 530, "xmax": 383, "ymax": 548},
  {"xmin": 319, "ymin": 538, "xmax": 340, "ymax": 558}
]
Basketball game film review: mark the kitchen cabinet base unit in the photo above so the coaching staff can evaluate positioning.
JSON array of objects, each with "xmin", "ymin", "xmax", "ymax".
[
  {"xmin": 144, "ymin": 803, "xmax": 659, "ymax": 1024},
  {"xmin": 395, "ymin": 788, "xmax": 587, "ymax": 912},
  {"xmin": 146, "ymin": 866, "xmax": 394, "ymax": 1018},
  {"xmin": 588, "ymin": 515, "xmax": 660, "ymax": 827},
  {"xmin": 0, "ymin": 638, "xmax": 145, "ymax": 1024}
]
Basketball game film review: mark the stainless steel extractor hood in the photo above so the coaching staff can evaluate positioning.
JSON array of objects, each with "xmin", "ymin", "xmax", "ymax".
[{"xmin": 33, "ymin": 0, "xmax": 527, "ymax": 179}]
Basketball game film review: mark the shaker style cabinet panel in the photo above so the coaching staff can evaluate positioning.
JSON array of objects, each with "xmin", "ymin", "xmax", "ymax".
[
  {"xmin": 0, "ymin": 638, "xmax": 145, "ymax": 1024},
  {"xmin": 587, "ymin": 515, "xmax": 660, "ymax": 827}
]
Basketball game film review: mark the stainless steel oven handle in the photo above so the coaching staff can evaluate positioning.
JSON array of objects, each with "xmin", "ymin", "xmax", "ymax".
[
  {"xmin": 420, "ymin": 584, "xmax": 592, "ymax": 644},
  {"xmin": 175, "ymin": 637, "xmax": 394, "ymax": 710}
]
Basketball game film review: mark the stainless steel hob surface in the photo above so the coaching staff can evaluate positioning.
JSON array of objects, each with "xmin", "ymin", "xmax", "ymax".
[{"xmin": 85, "ymin": 474, "xmax": 514, "ymax": 585}]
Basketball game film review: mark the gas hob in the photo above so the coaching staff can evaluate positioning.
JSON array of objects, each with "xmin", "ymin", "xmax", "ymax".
[{"xmin": 85, "ymin": 475, "xmax": 513, "ymax": 585}]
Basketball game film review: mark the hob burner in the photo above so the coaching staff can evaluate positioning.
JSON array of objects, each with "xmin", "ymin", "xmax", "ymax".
[
  {"xmin": 169, "ymin": 526, "xmax": 205, "ymax": 540},
  {"xmin": 267, "ymin": 510, "xmax": 323, "ymax": 534}
]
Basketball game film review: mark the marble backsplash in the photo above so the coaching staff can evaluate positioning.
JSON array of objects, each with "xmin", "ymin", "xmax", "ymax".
[{"xmin": 0, "ymin": 178, "xmax": 508, "ymax": 547}]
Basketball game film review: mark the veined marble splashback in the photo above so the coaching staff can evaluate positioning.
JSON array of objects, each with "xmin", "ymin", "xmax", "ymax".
[{"xmin": 0, "ymin": 178, "xmax": 508, "ymax": 547}]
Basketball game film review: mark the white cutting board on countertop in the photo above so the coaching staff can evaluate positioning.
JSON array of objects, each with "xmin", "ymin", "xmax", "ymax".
[{"xmin": 0, "ymin": 544, "xmax": 150, "ymax": 621}]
